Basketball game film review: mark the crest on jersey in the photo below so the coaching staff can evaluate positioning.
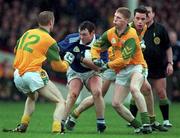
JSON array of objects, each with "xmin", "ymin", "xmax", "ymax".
[
  {"xmin": 111, "ymin": 38, "xmax": 116, "ymax": 44},
  {"xmin": 153, "ymin": 37, "xmax": 160, "ymax": 45},
  {"xmin": 73, "ymin": 46, "xmax": 80, "ymax": 52}
]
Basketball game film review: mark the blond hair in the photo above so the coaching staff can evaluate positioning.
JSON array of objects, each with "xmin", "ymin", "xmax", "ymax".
[{"xmin": 116, "ymin": 7, "xmax": 131, "ymax": 19}]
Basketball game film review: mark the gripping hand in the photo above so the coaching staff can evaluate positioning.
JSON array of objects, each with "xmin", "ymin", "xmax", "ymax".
[
  {"xmin": 64, "ymin": 52, "xmax": 75, "ymax": 64},
  {"xmin": 100, "ymin": 63, "xmax": 109, "ymax": 72},
  {"xmin": 93, "ymin": 59, "xmax": 105, "ymax": 67},
  {"xmin": 140, "ymin": 40, "xmax": 146, "ymax": 50}
]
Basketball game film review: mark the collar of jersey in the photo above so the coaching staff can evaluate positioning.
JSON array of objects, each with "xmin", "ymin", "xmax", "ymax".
[
  {"xmin": 115, "ymin": 25, "xmax": 130, "ymax": 37},
  {"xmin": 79, "ymin": 34, "xmax": 96, "ymax": 47},
  {"xmin": 38, "ymin": 27, "xmax": 49, "ymax": 34}
]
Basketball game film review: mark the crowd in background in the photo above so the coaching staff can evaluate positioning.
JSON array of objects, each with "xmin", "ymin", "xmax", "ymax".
[{"xmin": 0, "ymin": 0, "xmax": 180, "ymax": 101}]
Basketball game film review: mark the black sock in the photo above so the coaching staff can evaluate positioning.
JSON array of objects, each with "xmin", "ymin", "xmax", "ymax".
[
  {"xmin": 130, "ymin": 104, "xmax": 138, "ymax": 117},
  {"xmin": 159, "ymin": 99, "xmax": 169, "ymax": 120},
  {"xmin": 159, "ymin": 104, "xmax": 169, "ymax": 120}
]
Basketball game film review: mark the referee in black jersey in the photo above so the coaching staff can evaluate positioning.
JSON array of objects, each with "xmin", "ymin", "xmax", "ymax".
[{"xmin": 143, "ymin": 6, "xmax": 174, "ymax": 128}]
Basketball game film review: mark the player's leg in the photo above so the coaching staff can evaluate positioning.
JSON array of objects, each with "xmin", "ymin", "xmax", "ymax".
[
  {"xmin": 152, "ymin": 78, "xmax": 172, "ymax": 127},
  {"xmin": 70, "ymin": 69, "xmax": 114, "ymax": 119},
  {"xmin": 9, "ymin": 93, "xmax": 38, "ymax": 133},
  {"xmin": 129, "ymin": 79, "xmax": 154, "ymax": 126},
  {"xmin": 64, "ymin": 78, "xmax": 83, "ymax": 120},
  {"xmin": 88, "ymin": 75, "xmax": 106, "ymax": 133},
  {"xmin": 141, "ymin": 79, "xmax": 167, "ymax": 131},
  {"xmin": 8, "ymin": 70, "xmax": 38, "ymax": 133},
  {"xmin": 72, "ymin": 79, "xmax": 111, "ymax": 118},
  {"xmin": 38, "ymin": 80, "xmax": 65, "ymax": 133},
  {"xmin": 130, "ymin": 72, "xmax": 152, "ymax": 133},
  {"xmin": 66, "ymin": 79, "xmax": 112, "ymax": 131},
  {"xmin": 141, "ymin": 79, "xmax": 155, "ymax": 121},
  {"xmin": 112, "ymin": 84, "xmax": 142, "ymax": 133}
]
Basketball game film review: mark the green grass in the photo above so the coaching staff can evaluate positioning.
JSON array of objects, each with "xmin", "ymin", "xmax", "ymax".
[{"xmin": 0, "ymin": 101, "xmax": 180, "ymax": 138}]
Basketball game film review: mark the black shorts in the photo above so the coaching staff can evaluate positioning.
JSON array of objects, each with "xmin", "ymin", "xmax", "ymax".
[{"xmin": 148, "ymin": 68, "xmax": 166, "ymax": 79}]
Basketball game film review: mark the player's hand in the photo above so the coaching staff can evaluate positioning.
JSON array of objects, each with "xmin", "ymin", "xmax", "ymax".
[
  {"xmin": 100, "ymin": 63, "xmax": 109, "ymax": 72},
  {"xmin": 140, "ymin": 40, "xmax": 146, "ymax": 50},
  {"xmin": 64, "ymin": 52, "xmax": 75, "ymax": 64},
  {"xmin": 93, "ymin": 59, "xmax": 104, "ymax": 67}
]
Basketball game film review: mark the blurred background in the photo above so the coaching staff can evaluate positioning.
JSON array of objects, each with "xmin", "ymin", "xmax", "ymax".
[{"xmin": 0, "ymin": 0, "xmax": 179, "ymax": 102}]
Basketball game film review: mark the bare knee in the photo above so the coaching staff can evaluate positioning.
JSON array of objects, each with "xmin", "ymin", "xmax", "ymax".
[
  {"xmin": 130, "ymin": 86, "xmax": 140, "ymax": 98},
  {"xmin": 92, "ymin": 88, "xmax": 102, "ymax": 99},
  {"xmin": 56, "ymin": 99, "xmax": 66, "ymax": 106},
  {"xmin": 130, "ymin": 85, "xmax": 140, "ymax": 94},
  {"xmin": 112, "ymin": 101, "xmax": 123, "ymax": 110},
  {"xmin": 68, "ymin": 91, "xmax": 79, "ymax": 101},
  {"xmin": 157, "ymin": 89, "xmax": 167, "ymax": 99},
  {"xmin": 142, "ymin": 86, "xmax": 152, "ymax": 96}
]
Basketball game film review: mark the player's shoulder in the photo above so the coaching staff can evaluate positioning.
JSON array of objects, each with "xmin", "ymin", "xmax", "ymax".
[
  {"xmin": 35, "ymin": 28, "xmax": 55, "ymax": 40},
  {"xmin": 128, "ymin": 26, "xmax": 137, "ymax": 33},
  {"xmin": 65, "ymin": 33, "xmax": 80, "ymax": 43},
  {"xmin": 155, "ymin": 22, "xmax": 167, "ymax": 32},
  {"xmin": 127, "ymin": 27, "xmax": 138, "ymax": 37},
  {"xmin": 107, "ymin": 27, "xmax": 115, "ymax": 34},
  {"xmin": 58, "ymin": 33, "xmax": 80, "ymax": 51}
]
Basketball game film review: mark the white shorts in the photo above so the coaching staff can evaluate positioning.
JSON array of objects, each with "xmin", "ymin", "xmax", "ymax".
[
  {"xmin": 115, "ymin": 65, "xmax": 146, "ymax": 87},
  {"xmin": 14, "ymin": 69, "xmax": 49, "ymax": 94},
  {"xmin": 66, "ymin": 67, "xmax": 99, "ymax": 88},
  {"xmin": 102, "ymin": 68, "xmax": 116, "ymax": 81}
]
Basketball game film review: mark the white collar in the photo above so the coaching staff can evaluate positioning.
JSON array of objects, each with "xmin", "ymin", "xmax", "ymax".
[{"xmin": 79, "ymin": 35, "xmax": 96, "ymax": 47}]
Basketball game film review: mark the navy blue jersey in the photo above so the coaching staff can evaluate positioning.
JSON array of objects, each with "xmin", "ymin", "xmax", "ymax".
[{"xmin": 58, "ymin": 33, "xmax": 108, "ymax": 73}]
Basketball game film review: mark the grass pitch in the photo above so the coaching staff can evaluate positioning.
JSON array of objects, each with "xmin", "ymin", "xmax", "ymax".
[{"xmin": 0, "ymin": 101, "xmax": 180, "ymax": 138}]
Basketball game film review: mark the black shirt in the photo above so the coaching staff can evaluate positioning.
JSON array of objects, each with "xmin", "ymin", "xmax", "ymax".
[{"xmin": 143, "ymin": 22, "xmax": 170, "ymax": 70}]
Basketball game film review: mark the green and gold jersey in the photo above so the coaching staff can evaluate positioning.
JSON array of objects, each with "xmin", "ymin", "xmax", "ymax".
[
  {"xmin": 91, "ymin": 26, "xmax": 147, "ymax": 72},
  {"xmin": 14, "ymin": 28, "xmax": 68, "ymax": 76}
]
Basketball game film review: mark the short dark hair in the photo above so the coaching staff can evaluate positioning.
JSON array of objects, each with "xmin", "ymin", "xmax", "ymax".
[
  {"xmin": 38, "ymin": 11, "xmax": 54, "ymax": 26},
  {"xmin": 134, "ymin": 5, "xmax": 148, "ymax": 16},
  {"xmin": 145, "ymin": 5, "xmax": 156, "ymax": 13},
  {"xmin": 78, "ymin": 21, "xmax": 96, "ymax": 33}
]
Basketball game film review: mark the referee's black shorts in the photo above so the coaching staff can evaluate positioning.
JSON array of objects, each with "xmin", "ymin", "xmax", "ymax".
[{"xmin": 148, "ymin": 67, "xmax": 166, "ymax": 79}]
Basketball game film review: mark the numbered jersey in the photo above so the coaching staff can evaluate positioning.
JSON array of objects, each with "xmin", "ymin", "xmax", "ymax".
[{"xmin": 14, "ymin": 28, "xmax": 60, "ymax": 76}]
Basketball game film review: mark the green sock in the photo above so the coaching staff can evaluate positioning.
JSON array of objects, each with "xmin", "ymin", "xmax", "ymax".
[
  {"xmin": 140, "ymin": 112, "xmax": 150, "ymax": 124},
  {"xmin": 130, "ymin": 98, "xmax": 136, "ymax": 105},
  {"xmin": 159, "ymin": 99, "xmax": 169, "ymax": 105},
  {"xmin": 130, "ymin": 119, "xmax": 142, "ymax": 128},
  {"xmin": 71, "ymin": 110, "xmax": 79, "ymax": 119},
  {"xmin": 149, "ymin": 116, "xmax": 156, "ymax": 124}
]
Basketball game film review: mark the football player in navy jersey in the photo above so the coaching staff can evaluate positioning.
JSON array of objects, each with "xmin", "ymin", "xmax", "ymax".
[{"xmin": 58, "ymin": 21, "xmax": 107, "ymax": 133}]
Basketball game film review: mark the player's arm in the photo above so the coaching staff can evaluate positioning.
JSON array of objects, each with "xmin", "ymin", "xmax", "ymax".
[
  {"xmin": 81, "ymin": 58, "xmax": 100, "ymax": 71},
  {"xmin": 108, "ymin": 38, "xmax": 137, "ymax": 69},
  {"xmin": 91, "ymin": 31, "xmax": 111, "ymax": 60},
  {"xmin": 81, "ymin": 50, "xmax": 109, "ymax": 71},
  {"xmin": 46, "ymin": 43, "xmax": 69, "ymax": 72}
]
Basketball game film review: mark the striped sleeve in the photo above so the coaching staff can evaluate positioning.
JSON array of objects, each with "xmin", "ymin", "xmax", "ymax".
[
  {"xmin": 46, "ymin": 42, "xmax": 69, "ymax": 72},
  {"xmin": 46, "ymin": 43, "xmax": 60, "ymax": 62},
  {"xmin": 91, "ymin": 31, "xmax": 111, "ymax": 60}
]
